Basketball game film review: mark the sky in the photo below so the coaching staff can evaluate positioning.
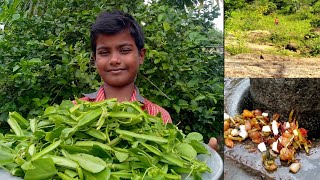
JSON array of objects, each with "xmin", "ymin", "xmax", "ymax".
[
  {"xmin": 213, "ymin": 2, "xmax": 224, "ymax": 32},
  {"xmin": 144, "ymin": 0, "xmax": 224, "ymax": 31}
]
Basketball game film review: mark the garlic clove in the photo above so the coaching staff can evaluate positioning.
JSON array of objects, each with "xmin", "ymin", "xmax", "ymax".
[
  {"xmin": 258, "ymin": 142, "xmax": 267, "ymax": 152},
  {"xmin": 290, "ymin": 162, "xmax": 301, "ymax": 173},
  {"xmin": 239, "ymin": 130, "xmax": 248, "ymax": 139},
  {"xmin": 231, "ymin": 129, "xmax": 239, "ymax": 136},
  {"xmin": 284, "ymin": 122, "xmax": 290, "ymax": 130},
  {"xmin": 224, "ymin": 113, "xmax": 230, "ymax": 120},
  {"xmin": 272, "ymin": 140, "xmax": 279, "ymax": 153},
  {"xmin": 239, "ymin": 125, "xmax": 246, "ymax": 132},
  {"xmin": 272, "ymin": 120, "xmax": 279, "ymax": 136},
  {"xmin": 262, "ymin": 125, "xmax": 271, "ymax": 132},
  {"xmin": 262, "ymin": 112, "xmax": 268, "ymax": 117}
]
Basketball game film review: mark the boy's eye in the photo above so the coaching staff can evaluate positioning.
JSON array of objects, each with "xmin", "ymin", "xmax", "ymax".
[
  {"xmin": 120, "ymin": 49, "xmax": 131, "ymax": 54},
  {"xmin": 98, "ymin": 51, "xmax": 109, "ymax": 55}
]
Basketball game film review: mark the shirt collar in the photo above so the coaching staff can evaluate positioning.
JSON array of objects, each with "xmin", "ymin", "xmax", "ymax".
[{"xmin": 82, "ymin": 85, "xmax": 145, "ymax": 103}]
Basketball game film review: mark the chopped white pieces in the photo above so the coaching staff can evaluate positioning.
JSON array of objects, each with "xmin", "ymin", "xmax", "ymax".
[
  {"xmin": 272, "ymin": 120, "xmax": 279, "ymax": 136},
  {"xmin": 239, "ymin": 130, "xmax": 248, "ymax": 139},
  {"xmin": 272, "ymin": 141, "xmax": 279, "ymax": 153},
  {"xmin": 239, "ymin": 125, "xmax": 246, "ymax": 132},
  {"xmin": 262, "ymin": 125, "xmax": 271, "ymax": 132},
  {"xmin": 284, "ymin": 122, "xmax": 290, "ymax": 130},
  {"xmin": 231, "ymin": 129, "xmax": 239, "ymax": 136},
  {"xmin": 224, "ymin": 113, "xmax": 230, "ymax": 120},
  {"xmin": 262, "ymin": 112, "xmax": 268, "ymax": 117},
  {"xmin": 258, "ymin": 142, "xmax": 267, "ymax": 152}
]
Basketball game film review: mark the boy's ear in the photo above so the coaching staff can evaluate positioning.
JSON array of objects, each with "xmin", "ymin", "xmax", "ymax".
[
  {"xmin": 139, "ymin": 48, "xmax": 146, "ymax": 64},
  {"xmin": 91, "ymin": 53, "xmax": 96, "ymax": 66}
]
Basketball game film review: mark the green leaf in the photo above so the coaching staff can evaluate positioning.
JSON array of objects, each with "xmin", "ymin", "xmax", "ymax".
[
  {"xmin": 157, "ymin": 14, "xmax": 164, "ymax": 22},
  {"xmin": 173, "ymin": 104, "xmax": 180, "ymax": 114},
  {"xmin": 45, "ymin": 39, "xmax": 53, "ymax": 46},
  {"xmin": 189, "ymin": 140, "xmax": 208, "ymax": 154},
  {"xmin": 175, "ymin": 143, "xmax": 197, "ymax": 159},
  {"xmin": 44, "ymin": 106, "xmax": 56, "ymax": 115},
  {"xmin": 187, "ymin": 79, "xmax": 198, "ymax": 87},
  {"xmin": 178, "ymin": 99, "xmax": 188, "ymax": 106},
  {"xmin": 194, "ymin": 95, "xmax": 206, "ymax": 101},
  {"xmin": 24, "ymin": 158, "xmax": 57, "ymax": 180},
  {"xmin": 115, "ymin": 151, "xmax": 129, "ymax": 162},
  {"xmin": 32, "ymin": 98, "xmax": 40, "ymax": 102},
  {"xmin": 188, "ymin": 32, "xmax": 200, "ymax": 41},
  {"xmin": 89, "ymin": 145, "xmax": 112, "ymax": 159},
  {"xmin": 29, "ymin": 58, "xmax": 42, "ymax": 63},
  {"xmin": 163, "ymin": 21, "xmax": 171, "ymax": 31},
  {"xmin": 0, "ymin": 149, "xmax": 15, "ymax": 166},
  {"xmin": 45, "ymin": 126, "xmax": 64, "ymax": 142},
  {"xmin": 186, "ymin": 132, "xmax": 203, "ymax": 141},
  {"xmin": 12, "ymin": 13, "xmax": 20, "ymax": 20},
  {"xmin": 12, "ymin": 65, "xmax": 20, "ymax": 72},
  {"xmin": 83, "ymin": 168, "xmax": 111, "ymax": 180},
  {"xmin": 40, "ymin": 97, "xmax": 50, "ymax": 105},
  {"xmin": 68, "ymin": 153, "xmax": 106, "ymax": 173}
]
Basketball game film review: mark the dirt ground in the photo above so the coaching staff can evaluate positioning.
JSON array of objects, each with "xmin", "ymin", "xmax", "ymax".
[
  {"xmin": 225, "ymin": 53, "xmax": 320, "ymax": 78},
  {"xmin": 225, "ymin": 31, "xmax": 320, "ymax": 78}
]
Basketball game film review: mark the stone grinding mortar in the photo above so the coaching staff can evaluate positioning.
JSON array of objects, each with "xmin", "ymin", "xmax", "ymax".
[
  {"xmin": 250, "ymin": 78, "xmax": 320, "ymax": 138},
  {"xmin": 224, "ymin": 78, "xmax": 320, "ymax": 179}
]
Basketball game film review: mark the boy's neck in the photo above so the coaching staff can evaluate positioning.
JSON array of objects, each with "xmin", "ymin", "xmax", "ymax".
[{"xmin": 103, "ymin": 83, "xmax": 135, "ymax": 102}]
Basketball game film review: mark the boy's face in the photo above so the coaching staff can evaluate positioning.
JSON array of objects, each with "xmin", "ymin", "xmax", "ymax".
[{"xmin": 94, "ymin": 30, "xmax": 145, "ymax": 87}]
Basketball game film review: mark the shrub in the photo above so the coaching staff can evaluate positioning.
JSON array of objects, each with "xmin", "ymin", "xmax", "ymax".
[{"xmin": 0, "ymin": 0, "xmax": 223, "ymax": 141}]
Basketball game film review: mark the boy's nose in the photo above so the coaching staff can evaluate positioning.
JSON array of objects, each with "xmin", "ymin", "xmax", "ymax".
[{"xmin": 109, "ymin": 53, "xmax": 121, "ymax": 65}]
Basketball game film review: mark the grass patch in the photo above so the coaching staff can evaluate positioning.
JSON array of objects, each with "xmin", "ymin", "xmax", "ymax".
[
  {"xmin": 225, "ymin": 9, "xmax": 318, "ymax": 56},
  {"xmin": 225, "ymin": 42, "xmax": 251, "ymax": 55}
]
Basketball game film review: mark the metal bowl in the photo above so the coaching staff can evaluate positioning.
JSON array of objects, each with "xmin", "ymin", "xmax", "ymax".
[{"xmin": 181, "ymin": 143, "xmax": 223, "ymax": 180}]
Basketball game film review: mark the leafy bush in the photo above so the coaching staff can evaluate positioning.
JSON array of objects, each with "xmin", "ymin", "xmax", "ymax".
[
  {"xmin": 313, "ymin": 1, "xmax": 320, "ymax": 14},
  {"xmin": 0, "ymin": 0, "xmax": 223, "ymax": 141},
  {"xmin": 310, "ymin": 18, "xmax": 320, "ymax": 28}
]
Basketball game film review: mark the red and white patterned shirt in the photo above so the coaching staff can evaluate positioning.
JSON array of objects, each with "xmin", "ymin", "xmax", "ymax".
[{"xmin": 76, "ymin": 85, "xmax": 172, "ymax": 124}]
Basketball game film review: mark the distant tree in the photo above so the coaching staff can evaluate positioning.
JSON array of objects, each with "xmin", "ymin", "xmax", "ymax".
[{"xmin": 225, "ymin": 0, "xmax": 247, "ymax": 19}]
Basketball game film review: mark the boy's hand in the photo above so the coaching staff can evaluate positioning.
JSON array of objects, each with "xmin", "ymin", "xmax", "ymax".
[{"xmin": 208, "ymin": 137, "xmax": 219, "ymax": 151}]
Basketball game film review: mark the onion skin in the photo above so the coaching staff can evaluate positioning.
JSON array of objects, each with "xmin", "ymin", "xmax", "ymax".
[
  {"xmin": 245, "ymin": 120, "xmax": 252, "ymax": 131},
  {"xmin": 249, "ymin": 131, "xmax": 263, "ymax": 143},
  {"xmin": 224, "ymin": 121, "xmax": 230, "ymax": 131},
  {"xmin": 279, "ymin": 148, "xmax": 295, "ymax": 161},
  {"xmin": 242, "ymin": 109, "xmax": 254, "ymax": 118},
  {"xmin": 225, "ymin": 139, "xmax": 234, "ymax": 148},
  {"xmin": 253, "ymin": 110, "xmax": 262, "ymax": 116}
]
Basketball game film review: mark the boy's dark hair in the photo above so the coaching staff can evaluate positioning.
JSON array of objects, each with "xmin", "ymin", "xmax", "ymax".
[{"xmin": 90, "ymin": 10, "xmax": 145, "ymax": 53}]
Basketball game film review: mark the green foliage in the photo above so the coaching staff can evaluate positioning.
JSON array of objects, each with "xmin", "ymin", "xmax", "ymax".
[
  {"xmin": 224, "ymin": 0, "xmax": 248, "ymax": 19},
  {"xmin": 0, "ymin": 0, "xmax": 223, "ymax": 141},
  {"xmin": 313, "ymin": 1, "xmax": 320, "ymax": 14},
  {"xmin": 310, "ymin": 18, "xmax": 320, "ymax": 28},
  {"xmin": 135, "ymin": 2, "xmax": 223, "ymax": 140},
  {"xmin": 226, "ymin": 45, "xmax": 251, "ymax": 56},
  {"xmin": 225, "ymin": 0, "xmax": 320, "ymax": 57},
  {"xmin": 162, "ymin": 0, "xmax": 205, "ymax": 9}
]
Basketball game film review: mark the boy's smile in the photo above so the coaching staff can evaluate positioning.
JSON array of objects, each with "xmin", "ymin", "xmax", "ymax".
[{"xmin": 94, "ymin": 30, "xmax": 145, "ymax": 87}]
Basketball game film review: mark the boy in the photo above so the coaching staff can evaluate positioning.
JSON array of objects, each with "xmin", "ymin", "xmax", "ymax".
[
  {"xmin": 78, "ymin": 10, "xmax": 218, "ymax": 150},
  {"xmin": 78, "ymin": 10, "xmax": 171, "ymax": 124}
]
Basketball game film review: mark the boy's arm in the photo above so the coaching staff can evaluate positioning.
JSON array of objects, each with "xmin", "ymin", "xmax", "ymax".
[
  {"xmin": 143, "ymin": 99, "xmax": 172, "ymax": 124},
  {"xmin": 158, "ymin": 108, "xmax": 172, "ymax": 124}
]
